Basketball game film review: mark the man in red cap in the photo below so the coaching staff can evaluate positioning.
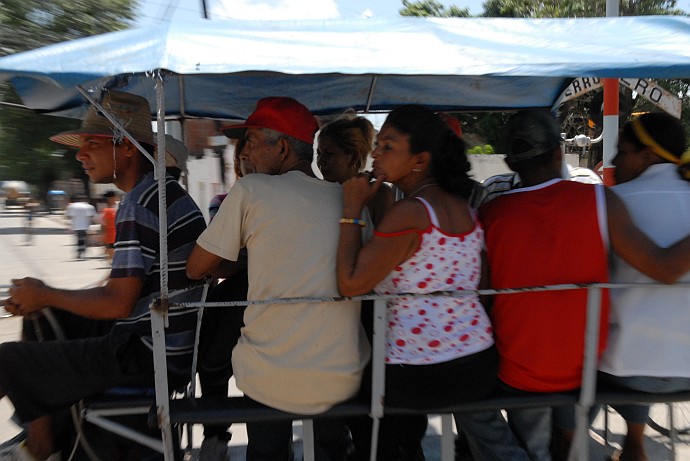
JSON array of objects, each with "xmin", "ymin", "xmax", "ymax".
[{"xmin": 187, "ymin": 97, "xmax": 370, "ymax": 461}]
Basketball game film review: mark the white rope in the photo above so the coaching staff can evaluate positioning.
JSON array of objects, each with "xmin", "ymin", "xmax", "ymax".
[{"xmin": 170, "ymin": 281, "xmax": 690, "ymax": 309}]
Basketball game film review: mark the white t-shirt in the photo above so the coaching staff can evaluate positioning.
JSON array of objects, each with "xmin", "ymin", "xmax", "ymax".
[
  {"xmin": 66, "ymin": 201, "xmax": 96, "ymax": 231},
  {"xmin": 600, "ymin": 163, "xmax": 690, "ymax": 378},
  {"xmin": 197, "ymin": 171, "xmax": 370, "ymax": 414}
]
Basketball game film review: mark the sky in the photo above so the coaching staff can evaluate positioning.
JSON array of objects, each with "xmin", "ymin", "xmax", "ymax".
[
  {"xmin": 137, "ymin": 0, "xmax": 485, "ymax": 24},
  {"xmin": 138, "ymin": 0, "xmax": 690, "ymax": 24}
]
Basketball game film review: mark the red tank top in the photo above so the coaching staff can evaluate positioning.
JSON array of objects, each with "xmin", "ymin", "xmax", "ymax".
[{"xmin": 479, "ymin": 179, "xmax": 609, "ymax": 392}]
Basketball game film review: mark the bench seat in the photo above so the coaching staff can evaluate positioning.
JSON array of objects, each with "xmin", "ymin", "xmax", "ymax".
[{"xmin": 167, "ymin": 396, "xmax": 370, "ymax": 425}]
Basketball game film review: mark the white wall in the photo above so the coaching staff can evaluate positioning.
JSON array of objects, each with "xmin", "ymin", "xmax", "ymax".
[
  {"xmin": 187, "ymin": 149, "xmax": 224, "ymax": 223},
  {"xmin": 185, "ymin": 148, "xmax": 582, "ymax": 220},
  {"xmin": 468, "ymin": 153, "xmax": 580, "ymax": 183}
]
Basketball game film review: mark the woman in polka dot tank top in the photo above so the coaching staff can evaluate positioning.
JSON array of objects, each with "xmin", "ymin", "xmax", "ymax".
[{"xmin": 337, "ymin": 105, "xmax": 502, "ymax": 461}]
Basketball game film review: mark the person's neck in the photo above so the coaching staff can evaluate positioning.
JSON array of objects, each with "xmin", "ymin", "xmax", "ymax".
[
  {"xmin": 518, "ymin": 170, "xmax": 561, "ymax": 188},
  {"xmin": 401, "ymin": 177, "xmax": 436, "ymax": 197},
  {"xmin": 280, "ymin": 159, "xmax": 315, "ymax": 177},
  {"xmin": 114, "ymin": 169, "xmax": 148, "ymax": 193}
]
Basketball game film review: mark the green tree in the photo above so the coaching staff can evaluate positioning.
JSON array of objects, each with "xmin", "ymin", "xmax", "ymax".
[
  {"xmin": 480, "ymin": 0, "xmax": 687, "ymax": 164},
  {"xmin": 398, "ymin": 2, "xmax": 506, "ymax": 150},
  {"xmin": 399, "ymin": 0, "xmax": 470, "ymax": 17},
  {"xmin": 0, "ymin": 0, "xmax": 135, "ymax": 197},
  {"xmin": 482, "ymin": 0, "xmax": 683, "ymax": 17},
  {"xmin": 400, "ymin": 0, "xmax": 688, "ymax": 157},
  {"xmin": 0, "ymin": 0, "xmax": 135, "ymax": 56}
]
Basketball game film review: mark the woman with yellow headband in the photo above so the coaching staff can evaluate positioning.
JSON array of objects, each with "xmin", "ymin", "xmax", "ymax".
[
  {"xmin": 599, "ymin": 112, "xmax": 690, "ymax": 461},
  {"xmin": 613, "ymin": 112, "xmax": 690, "ymax": 183}
]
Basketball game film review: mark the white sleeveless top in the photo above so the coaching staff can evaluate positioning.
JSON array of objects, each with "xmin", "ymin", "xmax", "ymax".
[{"xmin": 374, "ymin": 197, "xmax": 494, "ymax": 365}]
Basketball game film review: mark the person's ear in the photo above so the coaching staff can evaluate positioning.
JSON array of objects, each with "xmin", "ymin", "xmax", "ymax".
[
  {"xmin": 350, "ymin": 154, "xmax": 363, "ymax": 171},
  {"xmin": 120, "ymin": 139, "xmax": 139, "ymax": 158},
  {"xmin": 278, "ymin": 138, "xmax": 289, "ymax": 159},
  {"xmin": 414, "ymin": 151, "xmax": 431, "ymax": 172}
]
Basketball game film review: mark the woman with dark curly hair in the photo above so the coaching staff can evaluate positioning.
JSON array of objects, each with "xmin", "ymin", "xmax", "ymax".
[{"xmin": 337, "ymin": 105, "xmax": 525, "ymax": 461}]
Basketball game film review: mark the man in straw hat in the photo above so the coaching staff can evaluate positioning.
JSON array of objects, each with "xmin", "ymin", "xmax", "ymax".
[
  {"xmin": 0, "ymin": 90, "xmax": 206, "ymax": 461},
  {"xmin": 186, "ymin": 96, "xmax": 370, "ymax": 461}
]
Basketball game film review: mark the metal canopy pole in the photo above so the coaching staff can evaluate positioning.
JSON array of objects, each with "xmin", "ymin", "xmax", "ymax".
[
  {"xmin": 369, "ymin": 299, "xmax": 386, "ymax": 461},
  {"xmin": 150, "ymin": 76, "xmax": 176, "ymax": 461},
  {"xmin": 365, "ymin": 77, "xmax": 378, "ymax": 113},
  {"xmin": 568, "ymin": 286, "xmax": 602, "ymax": 461},
  {"xmin": 602, "ymin": 0, "xmax": 620, "ymax": 186}
]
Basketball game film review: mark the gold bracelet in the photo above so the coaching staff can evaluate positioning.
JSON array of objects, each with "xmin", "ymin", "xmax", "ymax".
[{"xmin": 339, "ymin": 218, "xmax": 367, "ymax": 227}]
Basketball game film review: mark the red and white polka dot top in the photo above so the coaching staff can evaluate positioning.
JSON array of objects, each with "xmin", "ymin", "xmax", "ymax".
[{"xmin": 374, "ymin": 197, "xmax": 494, "ymax": 365}]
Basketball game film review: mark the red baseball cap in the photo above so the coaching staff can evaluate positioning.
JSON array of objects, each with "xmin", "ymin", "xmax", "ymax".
[{"xmin": 222, "ymin": 97, "xmax": 318, "ymax": 145}]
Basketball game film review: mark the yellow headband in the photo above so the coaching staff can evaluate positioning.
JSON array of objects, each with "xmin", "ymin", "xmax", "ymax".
[
  {"xmin": 680, "ymin": 151, "xmax": 690, "ymax": 181},
  {"xmin": 682, "ymin": 150, "xmax": 690, "ymax": 165},
  {"xmin": 630, "ymin": 117, "xmax": 682, "ymax": 165}
]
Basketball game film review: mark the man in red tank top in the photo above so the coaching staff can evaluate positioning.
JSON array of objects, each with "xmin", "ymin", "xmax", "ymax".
[
  {"xmin": 478, "ymin": 110, "xmax": 690, "ymax": 461},
  {"xmin": 479, "ymin": 110, "xmax": 610, "ymax": 461}
]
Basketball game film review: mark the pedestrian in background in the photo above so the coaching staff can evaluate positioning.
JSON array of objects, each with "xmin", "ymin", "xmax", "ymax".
[
  {"xmin": 65, "ymin": 195, "xmax": 95, "ymax": 260},
  {"xmin": 100, "ymin": 191, "xmax": 118, "ymax": 263},
  {"xmin": 23, "ymin": 198, "xmax": 40, "ymax": 245}
]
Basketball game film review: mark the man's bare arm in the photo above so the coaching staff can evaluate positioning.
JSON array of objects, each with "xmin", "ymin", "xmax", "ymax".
[
  {"xmin": 4, "ymin": 276, "xmax": 143, "ymax": 319},
  {"xmin": 607, "ymin": 188, "xmax": 690, "ymax": 283}
]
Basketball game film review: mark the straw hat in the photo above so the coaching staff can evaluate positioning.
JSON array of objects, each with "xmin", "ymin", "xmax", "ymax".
[
  {"xmin": 155, "ymin": 134, "xmax": 189, "ymax": 168},
  {"xmin": 50, "ymin": 91, "xmax": 154, "ymax": 148}
]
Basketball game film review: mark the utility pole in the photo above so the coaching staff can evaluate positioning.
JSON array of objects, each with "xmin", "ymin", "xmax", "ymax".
[{"xmin": 602, "ymin": 0, "xmax": 619, "ymax": 186}]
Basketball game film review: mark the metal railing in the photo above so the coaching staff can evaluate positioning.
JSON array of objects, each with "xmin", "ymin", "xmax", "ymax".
[{"xmin": 147, "ymin": 281, "xmax": 690, "ymax": 461}]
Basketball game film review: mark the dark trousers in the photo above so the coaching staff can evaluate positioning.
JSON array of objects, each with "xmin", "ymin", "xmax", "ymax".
[
  {"xmin": 198, "ymin": 271, "xmax": 248, "ymax": 438},
  {"xmin": 23, "ymin": 309, "xmax": 113, "ymax": 342},
  {"xmin": 349, "ymin": 346, "xmax": 499, "ymax": 461},
  {"xmin": 75, "ymin": 229, "xmax": 87, "ymax": 258},
  {"xmin": 1, "ymin": 311, "xmax": 184, "ymax": 458},
  {"xmin": 245, "ymin": 397, "xmax": 349, "ymax": 461}
]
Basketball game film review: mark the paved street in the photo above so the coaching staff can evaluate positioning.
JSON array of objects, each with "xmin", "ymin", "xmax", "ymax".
[
  {"xmin": 0, "ymin": 207, "xmax": 109, "ymax": 443},
  {"xmin": 0, "ymin": 206, "xmax": 688, "ymax": 460}
]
